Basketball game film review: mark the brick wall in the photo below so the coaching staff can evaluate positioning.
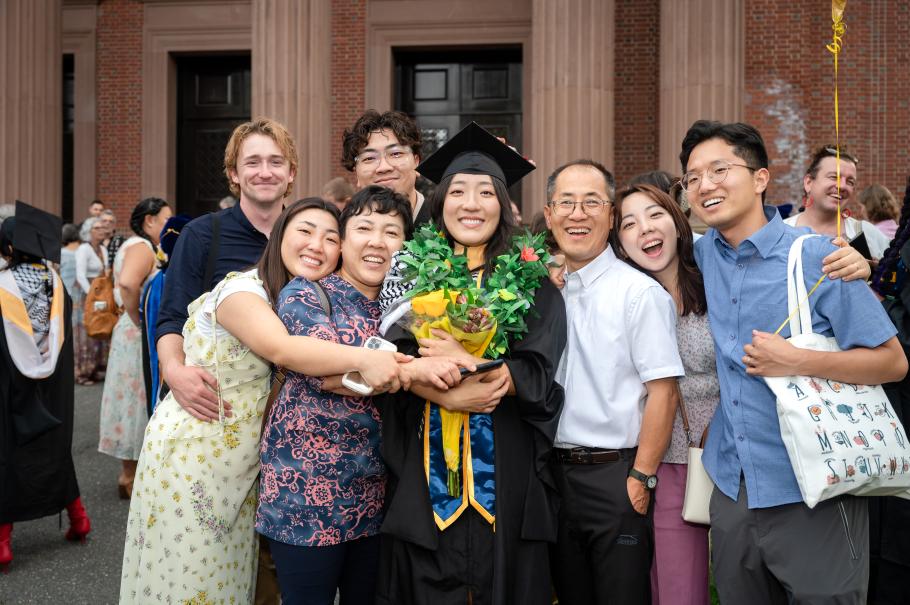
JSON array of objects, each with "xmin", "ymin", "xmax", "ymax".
[
  {"xmin": 745, "ymin": 0, "xmax": 910, "ymax": 207},
  {"xmin": 614, "ymin": 0, "xmax": 660, "ymax": 187},
  {"xmin": 330, "ymin": 0, "xmax": 367, "ymax": 183},
  {"xmin": 95, "ymin": 0, "xmax": 143, "ymax": 227}
]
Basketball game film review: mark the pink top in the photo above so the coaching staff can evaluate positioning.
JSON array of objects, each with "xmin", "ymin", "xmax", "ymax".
[{"xmin": 874, "ymin": 219, "xmax": 898, "ymax": 240}]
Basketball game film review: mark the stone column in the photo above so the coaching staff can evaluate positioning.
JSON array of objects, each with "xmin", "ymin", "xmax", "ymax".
[
  {"xmin": 252, "ymin": 0, "xmax": 332, "ymax": 199},
  {"xmin": 0, "ymin": 0, "xmax": 62, "ymax": 214},
  {"xmin": 658, "ymin": 0, "xmax": 744, "ymax": 174},
  {"xmin": 528, "ymin": 0, "xmax": 615, "ymax": 215}
]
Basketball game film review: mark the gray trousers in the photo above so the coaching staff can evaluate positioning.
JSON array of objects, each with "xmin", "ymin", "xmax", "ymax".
[{"xmin": 710, "ymin": 482, "xmax": 868, "ymax": 605}]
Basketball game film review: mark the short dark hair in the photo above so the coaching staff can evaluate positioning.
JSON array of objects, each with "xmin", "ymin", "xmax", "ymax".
[
  {"xmin": 805, "ymin": 144, "xmax": 859, "ymax": 180},
  {"xmin": 129, "ymin": 197, "xmax": 170, "ymax": 240},
  {"xmin": 546, "ymin": 159, "xmax": 616, "ymax": 202},
  {"xmin": 89, "ymin": 199, "xmax": 104, "ymax": 208},
  {"xmin": 340, "ymin": 185, "xmax": 414, "ymax": 240},
  {"xmin": 257, "ymin": 198, "xmax": 341, "ymax": 304},
  {"xmin": 628, "ymin": 170, "xmax": 676, "ymax": 194},
  {"xmin": 341, "ymin": 110, "xmax": 422, "ymax": 171},
  {"xmin": 679, "ymin": 120, "xmax": 769, "ymax": 202}
]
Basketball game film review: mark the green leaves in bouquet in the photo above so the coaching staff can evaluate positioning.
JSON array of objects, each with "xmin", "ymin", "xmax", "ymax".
[
  {"xmin": 484, "ymin": 230, "xmax": 551, "ymax": 357},
  {"xmin": 399, "ymin": 223, "xmax": 473, "ymax": 296}
]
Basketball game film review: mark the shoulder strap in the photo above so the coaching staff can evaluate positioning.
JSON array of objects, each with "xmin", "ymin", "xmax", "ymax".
[
  {"xmin": 312, "ymin": 279, "xmax": 332, "ymax": 317},
  {"xmin": 202, "ymin": 213, "xmax": 222, "ymax": 291},
  {"xmin": 677, "ymin": 394, "xmax": 694, "ymax": 447}
]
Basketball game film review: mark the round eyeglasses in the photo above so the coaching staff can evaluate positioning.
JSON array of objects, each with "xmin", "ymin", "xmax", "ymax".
[
  {"xmin": 354, "ymin": 146, "xmax": 414, "ymax": 170},
  {"xmin": 547, "ymin": 199, "xmax": 611, "ymax": 217},
  {"xmin": 681, "ymin": 160, "xmax": 757, "ymax": 191}
]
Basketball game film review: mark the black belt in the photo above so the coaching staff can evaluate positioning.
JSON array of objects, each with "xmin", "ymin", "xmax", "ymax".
[{"xmin": 553, "ymin": 447, "xmax": 634, "ymax": 465}]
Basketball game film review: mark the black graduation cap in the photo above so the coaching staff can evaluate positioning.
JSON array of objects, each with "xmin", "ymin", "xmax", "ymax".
[
  {"xmin": 416, "ymin": 122, "xmax": 535, "ymax": 187},
  {"xmin": 11, "ymin": 200, "xmax": 62, "ymax": 264}
]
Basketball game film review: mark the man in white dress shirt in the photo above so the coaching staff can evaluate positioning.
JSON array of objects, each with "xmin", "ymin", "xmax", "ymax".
[{"xmin": 543, "ymin": 160, "xmax": 684, "ymax": 605}]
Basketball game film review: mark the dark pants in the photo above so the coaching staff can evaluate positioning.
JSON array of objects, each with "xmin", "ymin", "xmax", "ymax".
[
  {"xmin": 550, "ymin": 450, "xmax": 653, "ymax": 605},
  {"xmin": 267, "ymin": 534, "xmax": 381, "ymax": 605},
  {"xmin": 710, "ymin": 481, "xmax": 869, "ymax": 605}
]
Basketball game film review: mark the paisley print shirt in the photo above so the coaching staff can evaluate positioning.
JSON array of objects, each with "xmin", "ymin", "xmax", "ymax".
[{"xmin": 256, "ymin": 274, "xmax": 386, "ymax": 547}]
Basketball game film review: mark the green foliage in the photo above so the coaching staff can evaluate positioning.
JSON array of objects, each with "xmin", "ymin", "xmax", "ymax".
[{"xmin": 400, "ymin": 225, "xmax": 551, "ymax": 358}]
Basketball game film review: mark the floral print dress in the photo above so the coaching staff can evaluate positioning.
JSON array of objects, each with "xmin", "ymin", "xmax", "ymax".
[
  {"xmin": 99, "ymin": 237, "xmax": 156, "ymax": 460},
  {"xmin": 256, "ymin": 274, "xmax": 386, "ymax": 547},
  {"xmin": 120, "ymin": 270, "xmax": 270, "ymax": 605}
]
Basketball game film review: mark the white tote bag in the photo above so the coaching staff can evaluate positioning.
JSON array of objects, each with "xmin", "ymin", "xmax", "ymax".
[
  {"xmin": 678, "ymin": 397, "xmax": 713, "ymax": 524},
  {"xmin": 763, "ymin": 234, "xmax": 910, "ymax": 508}
]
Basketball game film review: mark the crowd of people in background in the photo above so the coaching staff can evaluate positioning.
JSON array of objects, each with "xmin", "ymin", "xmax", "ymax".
[{"xmin": 1, "ymin": 108, "xmax": 910, "ymax": 605}]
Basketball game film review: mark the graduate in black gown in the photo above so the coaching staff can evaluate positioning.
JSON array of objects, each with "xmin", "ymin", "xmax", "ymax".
[
  {"xmin": 0, "ymin": 202, "xmax": 90, "ymax": 573},
  {"xmin": 376, "ymin": 124, "xmax": 567, "ymax": 605}
]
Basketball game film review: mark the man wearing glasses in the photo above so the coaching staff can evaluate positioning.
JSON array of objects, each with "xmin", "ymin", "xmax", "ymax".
[
  {"xmin": 784, "ymin": 145, "xmax": 890, "ymax": 261},
  {"xmin": 680, "ymin": 120, "xmax": 906, "ymax": 604},
  {"xmin": 342, "ymin": 110, "xmax": 432, "ymax": 225},
  {"xmin": 543, "ymin": 160, "xmax": 683, "ymax": 605}
]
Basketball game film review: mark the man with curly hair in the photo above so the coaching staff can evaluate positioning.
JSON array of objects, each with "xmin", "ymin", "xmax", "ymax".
[{"xmin": 342, "ymin": 110, "xmax": 433, "ymax": 225}]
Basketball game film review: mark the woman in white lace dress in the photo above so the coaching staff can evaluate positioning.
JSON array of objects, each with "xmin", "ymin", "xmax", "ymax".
[{"xmin": 98, "ymin": 198, "xmax": 172, "ymax": 498}]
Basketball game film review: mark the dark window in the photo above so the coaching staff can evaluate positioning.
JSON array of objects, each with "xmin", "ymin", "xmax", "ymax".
[
  {"xmin": 395, "ymin": 47, "xmax": 523, "ymax": 203},
  {"xmin": 175, "ymin": 53, "xmax": 251, "ymax": 218},
  {"xmin": 62, "ymin": 53, "xmax": 74, "ymax": 223}
]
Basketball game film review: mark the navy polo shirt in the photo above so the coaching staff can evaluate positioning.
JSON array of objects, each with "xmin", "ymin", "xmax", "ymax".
[
  {"xmin": 696, "ymin": 205, "xmax": 896, "ymax": 508},
  {"xmin": 156, "ymin": 202, "xmax": 269, "ymax": 341}
]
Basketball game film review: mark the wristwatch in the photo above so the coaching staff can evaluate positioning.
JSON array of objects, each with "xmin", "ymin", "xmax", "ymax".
[{"xmin": 628, "ymin": 468, "xmax": 659, "ymax": 490}]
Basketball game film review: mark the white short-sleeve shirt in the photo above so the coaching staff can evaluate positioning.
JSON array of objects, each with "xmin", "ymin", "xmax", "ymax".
[
  {"xmin": 194, "ymin": 269, "xmax": 269, "ymax": 340},
  {"xmin": 555, "ymin": 246, "xmax": 685, "ymax": 449},
  {"xmin": 784, "ymin": 213, "xmax": 891, "ymax": 259}
]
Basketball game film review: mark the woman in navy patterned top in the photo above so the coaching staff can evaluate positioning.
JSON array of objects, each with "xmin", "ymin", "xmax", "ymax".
[{"xmin": 257, "ymin": 186, "xmax": 466, "ymax": 605}]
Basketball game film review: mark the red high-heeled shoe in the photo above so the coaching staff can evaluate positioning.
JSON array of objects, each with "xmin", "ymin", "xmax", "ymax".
[
  {"xmin": 0, "ymin": 523, "xmax": 12, "ymax": 573},
  {"xmin": 64, "ymin": 497, "xmax": 91, "ymax": 544}
]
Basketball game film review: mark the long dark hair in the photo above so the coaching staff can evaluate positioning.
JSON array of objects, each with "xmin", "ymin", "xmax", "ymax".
[
  {"xmin": 429, "ymin": 173, "xmax": 516, "ymax": 272},
  {"xmin": 610, "ymin": 183, "xmax": 707, "ymax": 316},
  {"xmin": 256, "ymin": 198, "xmax": 341, "ymax": 303},
  {"xmin": 129, "ymin": 197, "xmax": 170, "ymax": 241}
]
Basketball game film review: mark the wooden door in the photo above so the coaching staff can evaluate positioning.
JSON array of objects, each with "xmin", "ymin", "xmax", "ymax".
[{"xmin": 176, "ymin": 54, "xmax": 251, "ymax": 218}]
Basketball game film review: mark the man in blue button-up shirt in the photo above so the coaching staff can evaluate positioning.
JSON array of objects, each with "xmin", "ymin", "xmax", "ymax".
[{"xmin": 680, "ymin": 120, "xmax": 907, "ymax": 604}]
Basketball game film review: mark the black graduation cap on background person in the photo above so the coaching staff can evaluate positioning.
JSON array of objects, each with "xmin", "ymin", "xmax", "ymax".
[
  {"xmin": 416, "ymin": 122, "xmax": 535, "ymax": 187},
  {"xmin": 10, "ymin": 200, "xmax": 63, "ymax": 264}
]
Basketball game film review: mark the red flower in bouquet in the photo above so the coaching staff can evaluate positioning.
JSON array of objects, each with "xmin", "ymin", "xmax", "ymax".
[{"xmin": 520, "ymin": 246, "xmax": 539, "ymax": 262}]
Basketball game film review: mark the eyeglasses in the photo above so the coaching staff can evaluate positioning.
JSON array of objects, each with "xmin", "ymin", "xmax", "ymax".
[
  {"xmin": 354, "ymin": 146, "xmax": 414, "ymax": 170},
  {"xmin": 547, "ymin": 199, "xmax": 611, "ymax": 217},
  {"xmin": 681, "ymin": 160, "xmax": 757, "ymax": 192}
]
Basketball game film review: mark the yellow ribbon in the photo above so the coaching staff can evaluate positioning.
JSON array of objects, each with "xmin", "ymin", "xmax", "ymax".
[
  {"xmin": 826, "ymin": 0, "xmax": 847, "ymax": 238},
  {"xmin": 410, "ymin": 305, "xmax": 497, "ymax": 484}
]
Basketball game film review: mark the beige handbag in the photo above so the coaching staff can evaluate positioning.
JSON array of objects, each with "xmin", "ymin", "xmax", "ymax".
[{"xmin": 679, "ymin": 397, "xmax": 713, "ymax": 525}]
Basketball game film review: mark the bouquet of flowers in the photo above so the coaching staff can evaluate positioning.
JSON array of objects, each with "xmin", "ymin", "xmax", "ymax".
[{"xmin": 396, "ymin": 224, "xmax": 550, "ymax": 495}]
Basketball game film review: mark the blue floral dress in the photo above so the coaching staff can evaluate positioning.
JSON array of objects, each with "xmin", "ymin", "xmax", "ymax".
[{"xmin": 256, "ymin": 274, "xmax": 386, "ymax": 547}]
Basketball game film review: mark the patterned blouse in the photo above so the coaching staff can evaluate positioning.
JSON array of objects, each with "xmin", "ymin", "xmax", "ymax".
[
  {"xmin": 256, "ymin": 273, "xmax": 386, "ymax": 547},
  {"xmin": 664, "ymin": 311, "xmax": 720, "ymax": 464}
]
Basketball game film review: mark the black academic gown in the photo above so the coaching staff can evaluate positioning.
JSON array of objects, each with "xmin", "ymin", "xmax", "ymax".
[
  {"xmin": 0, "ymin": 289, "xmax": 80, "ymax": 523},
  {"xmin": 377, "ymin": 279, "xmax": 567, "ymax": 605}
]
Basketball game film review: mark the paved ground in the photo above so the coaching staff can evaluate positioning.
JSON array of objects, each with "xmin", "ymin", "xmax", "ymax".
[{"xmin": 0, "ymin": 383, "xmax": 127, "ymax": 605}]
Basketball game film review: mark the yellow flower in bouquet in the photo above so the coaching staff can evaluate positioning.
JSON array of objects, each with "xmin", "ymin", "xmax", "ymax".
[{"xmin": 408, "ymin": 288, "xmax": 497, "ymax": 496}]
